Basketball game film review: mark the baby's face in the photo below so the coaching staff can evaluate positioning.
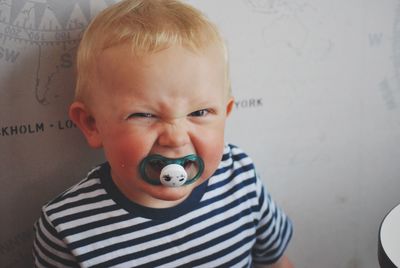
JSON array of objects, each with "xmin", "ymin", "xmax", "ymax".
[{"xmin": 88, "ymin": 44, "xmax": 233, "ymax": 206}]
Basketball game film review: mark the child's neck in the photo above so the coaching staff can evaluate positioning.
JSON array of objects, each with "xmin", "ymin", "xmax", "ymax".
[{"xmin": 125, "ymin": 189, "xmax": 189, "ymax": 209}]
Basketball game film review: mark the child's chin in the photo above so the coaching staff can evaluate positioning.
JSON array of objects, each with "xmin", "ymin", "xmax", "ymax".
[{"xmin": 151, "ymin": 184, "xmax": 193, "ymax": 202}]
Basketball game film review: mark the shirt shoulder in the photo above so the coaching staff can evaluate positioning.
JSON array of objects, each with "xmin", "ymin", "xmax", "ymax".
[
  {"xmin": 214, "ymin": 144, "xmax": 260, "ymax": 191},
  {"xmin": 41, "ymin": 164, "xmax": 109, "ymax": 225}
]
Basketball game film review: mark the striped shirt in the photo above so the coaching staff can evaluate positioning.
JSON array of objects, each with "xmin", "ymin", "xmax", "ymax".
[{"xmin": 33, "ymin": 144, "xmax": 292, "ymax": 267}]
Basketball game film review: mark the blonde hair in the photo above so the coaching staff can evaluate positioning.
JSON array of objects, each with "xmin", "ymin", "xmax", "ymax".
[{"xmin": 75, "ymin": 0, "xmax": 230, "ymax": 102}]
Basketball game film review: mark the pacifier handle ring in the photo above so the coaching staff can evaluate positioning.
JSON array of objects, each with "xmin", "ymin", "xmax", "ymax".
[
  {"xmin": 182, "ymin": 155, "xmax": 204, "ymax": 182},
  {"xmin": 139, "ymin": 156, "xmax": 160, "ymax": 185},
  {"xmin": 139, "ymin": 154, "xmax": 204, "ymax": 186}
]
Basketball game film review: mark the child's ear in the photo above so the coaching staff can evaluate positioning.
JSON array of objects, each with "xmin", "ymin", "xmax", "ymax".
[
  {"xmin": 69, "ymin": 102, "xmax": 103, "ymax": 148},
  {"xmin": 226, "ymin": 97, "xmax": 235, "ymax": 117}
]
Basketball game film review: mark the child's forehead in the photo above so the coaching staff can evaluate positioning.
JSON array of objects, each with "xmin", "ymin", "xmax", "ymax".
[
  {"xmin": 92, "ymin": 43, "xmax": 230, "ymax": 99},
  {"xmin": 96, "ymin": 43, "xmax": 226, "ymax": 79}
]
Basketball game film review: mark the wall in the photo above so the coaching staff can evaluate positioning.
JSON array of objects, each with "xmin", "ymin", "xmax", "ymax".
[{"xmin": 1, "ymin": 1, "xmax": 399, "ymax": 267}]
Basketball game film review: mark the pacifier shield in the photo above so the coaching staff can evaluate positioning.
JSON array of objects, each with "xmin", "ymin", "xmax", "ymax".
[{"xmin": 139, "ymin": 154, "xmax": 204, "ymax": 187}]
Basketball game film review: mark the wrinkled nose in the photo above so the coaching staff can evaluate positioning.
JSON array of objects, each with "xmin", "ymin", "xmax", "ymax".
[{"xmin": 157, "ymin": 121, "xmax": 190, "ymax": 148}]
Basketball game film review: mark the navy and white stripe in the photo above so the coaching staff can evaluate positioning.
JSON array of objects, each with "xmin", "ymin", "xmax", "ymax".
[{"xmin": 33, "ymin": 144, "xmax": 292, "ymax": 267}]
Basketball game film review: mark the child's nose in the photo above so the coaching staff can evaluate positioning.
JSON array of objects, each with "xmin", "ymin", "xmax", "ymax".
[{"xmin": 157, "ymin": 121, "xmax": 190, "ymax": 148}]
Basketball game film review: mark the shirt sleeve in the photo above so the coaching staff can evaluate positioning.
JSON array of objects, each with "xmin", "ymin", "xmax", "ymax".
[
  {"xmin": 252, "ymin": 176, "xmax": 293, "ymax": 265},
  {"xmin": 33, "ymin": 209, "xmax": 78, "ymax": 267}
]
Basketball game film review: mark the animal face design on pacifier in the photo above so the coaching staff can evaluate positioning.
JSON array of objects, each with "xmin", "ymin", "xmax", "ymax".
[
  {"xmin": 160, "ymin": 164, "xmax": 187, "ymax": 187},
  {"xmin": 139, "ymin": 154, "xmax": 204, "ymax": 187}
]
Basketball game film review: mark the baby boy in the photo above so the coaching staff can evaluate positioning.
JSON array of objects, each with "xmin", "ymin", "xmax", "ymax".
[{"xmin": 33, "ymin": 0, "xmax": 293, "ymax": 267}]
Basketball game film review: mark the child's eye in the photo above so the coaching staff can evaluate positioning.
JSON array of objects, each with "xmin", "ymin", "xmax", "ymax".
[
  {"xmin": 127, "ymin": 113, "xmax": 156, "ymax": 119},
  {"xmin": 188, "ymin": 109, "xmax": 210, "ymax": 117}
]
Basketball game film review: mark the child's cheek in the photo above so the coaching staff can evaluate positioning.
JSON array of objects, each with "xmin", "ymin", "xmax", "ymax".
[
  {"xmin": 104, "ymin": 135, "xmax": 149, "ymax": 170},
  {"xmin": 199, "ymin": 139, "xmax": 225, "ymax": 179}
]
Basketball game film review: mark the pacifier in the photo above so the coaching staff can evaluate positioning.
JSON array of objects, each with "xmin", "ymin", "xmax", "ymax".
[{"xmin": 139, "ymin": 154, "xmax": 204, "ymax": 187}]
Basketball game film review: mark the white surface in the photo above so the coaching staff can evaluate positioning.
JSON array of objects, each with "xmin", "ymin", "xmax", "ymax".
[{"xmin": 381, "ymin": 204, "xmax": 400, "ymax": 266}]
